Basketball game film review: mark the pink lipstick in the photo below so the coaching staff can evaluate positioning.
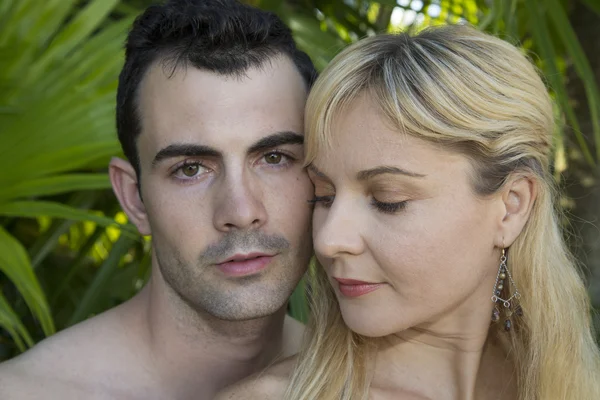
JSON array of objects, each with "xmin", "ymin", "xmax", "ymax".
[{"xmin": 334, "ymin": 278, "xmax": 384, "ymax": 298}]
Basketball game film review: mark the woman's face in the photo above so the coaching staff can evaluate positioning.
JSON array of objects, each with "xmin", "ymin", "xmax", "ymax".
[{"xmin": 308, "ymin": 95, "xmax": 505, "ymax": 337}]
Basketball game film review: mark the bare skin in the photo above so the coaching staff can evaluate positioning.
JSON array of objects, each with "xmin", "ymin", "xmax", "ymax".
[
  {"xmin": 0, "ymin": 56, "xmax": 313, "ymax": 400},
  {"xmin": 0, "ymin": 285, "xmax": 303, "ymax": 400},
  {"xmin": 217, "ymin": 95, "xmax": 532, "ymax": 400},
  {"xmin": 218, "ymin": 337, "xmax": 516, "ymax": 400}
]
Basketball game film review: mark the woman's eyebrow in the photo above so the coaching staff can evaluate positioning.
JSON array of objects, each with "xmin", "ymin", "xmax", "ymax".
[{"xmin": 356, "ymin": 166, "xmax": 426, "ymax": 181}]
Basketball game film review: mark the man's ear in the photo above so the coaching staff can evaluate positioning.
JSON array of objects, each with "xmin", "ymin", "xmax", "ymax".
[
  {"xmin": 494, "ymin": 174, "xmax": 538, "ymax": 248},
  {"xmin": 109, "ymin": 157, "xmax": 151, "ymax": 236}
]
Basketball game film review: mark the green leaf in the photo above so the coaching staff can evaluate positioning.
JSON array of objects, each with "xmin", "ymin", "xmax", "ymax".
[
  {"xmin": 26, "ymin": 0, "xmax": 121, "ymax": 85},
  {"xmin": 287, "ymin": 14, "xmax": 345, "ymax": 70},
  {"xmin": 0, "ymin": 1, "xmax": 16, "ymax": 31},
  {"xmin": 0, "ymin": 174, "xmax": 110, "ymax": 202},
  {"xmin": 0, "ymin": 226, "xmax": 55, "ymax": 338},
  {"xmin": 0, "ymin": 143, "xmax": 120, "ymax": 186},
  {"xmin": 492, "ymin": 0, "xmax": 504, "ymax": 35},
  {"xmin": 0, "ymin": 290, "xmax": 34, "ymax": 352},
  {"xmin": 0, "ymin": 201, "xmax": 137, "ymax": 235},
  {"xmin": 50, "ymin": 227, "xmax": 105, "ymax": 306},
  {"xmin": 545, "ymin": 0, "xmax": 600, "ymax": 160},
  {"xmin": 477, "ymin": 1, "xmax": 497, "ymax": 31},
  {"xmin": 376, "ymin": 0, "xmax": 399, "ymax": 6},
  {"xmin": 28, "ymin": 18, "xmax": 131, "ymax": 97},
  {"xmin": 68, "ymin": 234, "xmax": 137, "ymax": 326},
  {"xmin": 0, "ymin": 1, "xmax": 78, "ymax": 84},
  {"xmin": 27, "ymin": 191, "xmax": 98, "ymax": 269},
  {"xmin": 24, "ymin": 1, "xmax": 78, "ymax": 50},
  {"xmin": 289, "ymin": 276, "xmax": 309, "ymax": 324},
  {"xmin": 503, "ymin": 0, "xmax": 519, "ymax": 41},
  {"xmin": 524, "ymin": 0, "xmax": 595, "ymax": 167},
  {"xmin": 580, "ymin": 0, "xmax": 600, "ymax": 17}
]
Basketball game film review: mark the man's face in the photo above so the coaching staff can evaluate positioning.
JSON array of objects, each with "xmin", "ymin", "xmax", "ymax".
[{"xmin": 133, "ymin": 56, "xmax": 313, "ymax": 320}]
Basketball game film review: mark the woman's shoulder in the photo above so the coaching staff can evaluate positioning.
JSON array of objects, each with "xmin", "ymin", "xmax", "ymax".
[{"xmin": 215, "ymin": 356, "xmax": 296, "ymax": 400}]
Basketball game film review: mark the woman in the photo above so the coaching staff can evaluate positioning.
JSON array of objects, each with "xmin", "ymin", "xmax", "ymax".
[{"xmin": 217, "ymin": 24, "xmax": 600, "ymax": 399}]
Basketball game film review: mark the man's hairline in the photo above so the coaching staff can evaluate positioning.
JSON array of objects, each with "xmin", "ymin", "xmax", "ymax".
[{"xmin": 129, "ymin": 52, "xmax": 310, "ymax": 181}]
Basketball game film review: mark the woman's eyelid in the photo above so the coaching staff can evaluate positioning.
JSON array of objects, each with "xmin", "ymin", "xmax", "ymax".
[
  {"xmin": 313, "ymin": 187, "xmax": 336, "ymax": 197},
  {"xmin": 371, "ymin": 193, "xmax": 410, "ymax": 204},
  {"xmin": 311, "ymin": 177, "xmax": 335, "ymax": 193},
  {"xmin": 371, "ymin": 198, "xmax": 408, "ymax": 214}
]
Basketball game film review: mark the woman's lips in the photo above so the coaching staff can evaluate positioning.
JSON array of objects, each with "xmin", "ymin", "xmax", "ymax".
[
  {"xmin": 334, "ymin": 278, "xmax": 385, "ymax": 298},
  {"xmin": 217, "ymin": 254, "xmax": 274, "ymax": 277}
]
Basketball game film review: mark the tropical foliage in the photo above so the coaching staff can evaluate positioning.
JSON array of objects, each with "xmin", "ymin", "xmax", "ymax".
[{"xmin": 1, "ymin": 0, "xmax": 600, "ymax": 360}]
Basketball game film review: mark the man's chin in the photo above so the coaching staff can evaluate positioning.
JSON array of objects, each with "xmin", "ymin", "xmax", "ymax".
[
  {"xmin": 182, "ymin": 284, "xmax": 292, "ymax": 321},
  {"xmin": 203, "ymin": 300, "xmax": 288, "ymax": 322}
]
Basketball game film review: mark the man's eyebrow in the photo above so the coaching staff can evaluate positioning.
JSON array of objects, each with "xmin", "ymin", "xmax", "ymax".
[
  {"xmin": 357, "ymin": 166, "xmax": 426, "ymax": 181},
  {"xmin": 247, "ymin": 131, "xmax": 304, "ymax": 154},
  {"xmin": 152, "ymin": 144, "xmax": 221, "ymax": 168}
]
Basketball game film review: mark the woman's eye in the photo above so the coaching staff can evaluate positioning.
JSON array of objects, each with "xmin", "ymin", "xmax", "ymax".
[
  {"xmin": 371, "ymin": 198, "xmax": 407, "ymax": 214},
  {"xmin": 308, "ymin": 195, "xmax": 335, "ymax": 208}
]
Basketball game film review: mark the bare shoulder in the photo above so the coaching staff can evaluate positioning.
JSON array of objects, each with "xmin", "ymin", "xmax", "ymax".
[
  {"xmin": 0, "ymin": 359, "xmax": 94, "ymax": 400},
  {"xmin": 0, "ymin": 353, "xmax": 86, "ymax": 400},
  {"xmin": 0, "ymin": 303, "xmax": 145, "ymax": 399},
  {"xmin": 2, "ymin": 304, "xmax": 132, "ymax": 370},
  {"xmin": 0, "ymin": 361, "xmax": 34, "ymax": 399},
  {"xmin": 215, "ymin": 356, "xmax": 297, "ymax": 400}
]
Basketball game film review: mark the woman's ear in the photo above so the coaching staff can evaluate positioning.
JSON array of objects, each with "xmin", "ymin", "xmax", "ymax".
[
  {"xmin": 494, "ymin": 174, "xmax": 538, "ymax": 248},
  {"xmin": 109, "ymin": 157, "xmax": 151, "ymax": 236}
]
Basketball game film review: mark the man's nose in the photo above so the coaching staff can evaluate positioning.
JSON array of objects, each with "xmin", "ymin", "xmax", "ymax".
[{"xmin": 213, "ymin": 171, "xmax": 267, "ymax": 232}]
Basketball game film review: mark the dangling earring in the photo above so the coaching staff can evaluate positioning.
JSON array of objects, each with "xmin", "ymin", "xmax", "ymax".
[{"xmin": 491, "ymin": 248, "xmax": 522, "ymax": 331}]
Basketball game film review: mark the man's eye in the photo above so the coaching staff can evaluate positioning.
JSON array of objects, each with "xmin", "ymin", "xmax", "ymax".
[
  {"xmin": 265, "ymin": 152, "xmax": 283, "ymax": 164},
  {"xmin": 173, "ymin": 162, "xmax": 208, "ymax": 179},
  {"xmin": 182, "ymin": 164, "xmax": 200, "ymax": 176}
]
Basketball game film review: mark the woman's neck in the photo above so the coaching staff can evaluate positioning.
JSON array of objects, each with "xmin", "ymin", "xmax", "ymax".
[{"xmin": 369, "ymin": 298, "xmax": 517, "ymax": 400}]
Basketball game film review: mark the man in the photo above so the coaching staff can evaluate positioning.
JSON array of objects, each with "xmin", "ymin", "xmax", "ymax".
[{"xmin": 0, "ymin": 0, "xmax": 317, "ymax": 398}]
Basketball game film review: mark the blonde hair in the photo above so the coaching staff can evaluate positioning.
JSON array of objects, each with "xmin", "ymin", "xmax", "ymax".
[{"xmin": 286, "ymin": 25, "xmax": 600, "ymax": 400}]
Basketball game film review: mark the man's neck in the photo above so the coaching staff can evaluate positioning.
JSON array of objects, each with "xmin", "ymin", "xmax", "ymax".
[{"xmin": 123, "ymin": 273, "xmax": 287, "ymax": 399}]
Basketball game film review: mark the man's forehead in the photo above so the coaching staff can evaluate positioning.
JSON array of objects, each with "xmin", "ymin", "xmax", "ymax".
[
  {"xmin": 136, "ymin": 58, "xmax": 307, "ymax": 160},
  {"xmin": 138, "ymin": 56, "xmax": 307, "ymax": 110}
]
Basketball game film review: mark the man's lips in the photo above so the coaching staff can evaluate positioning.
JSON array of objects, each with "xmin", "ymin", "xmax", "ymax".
[
  {"xmin": 216, "ymin": 253, "xmax": 274, "ymax": 277},
  {"xmin": 333, "ymin": 277, "xmax": 385, "ymax": 298}
]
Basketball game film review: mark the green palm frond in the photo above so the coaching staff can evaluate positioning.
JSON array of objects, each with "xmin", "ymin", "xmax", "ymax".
[{"xmin": 0, "ymin": 0, "xmax": 136, "ymax": 352}]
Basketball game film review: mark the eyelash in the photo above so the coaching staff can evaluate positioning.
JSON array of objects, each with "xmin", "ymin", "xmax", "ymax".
[
  {"xmin": 308, "ymin": 196, "xmax": 408, "ymax": 214},
  {"xmin": 260, "ymin": 150, "xmax": 296, "ymax": 167},
  {"xmin": 371, "ymin": 198, "xmax": 407, "ymax": 214},
  {"xmin": 307, "ymin": 195, "xmax": 334, "ymax": 207},
  {"xmin": 171, "ymin": 150, "xmax": 294, "ymax": 180},
  {"xmin": 172, "ymin": 160, "xmax": 208, "ymax": 180}
]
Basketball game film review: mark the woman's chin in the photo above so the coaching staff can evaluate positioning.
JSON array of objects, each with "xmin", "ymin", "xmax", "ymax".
[{"xmin": 340, "ymin": 310, "xmax": 401, "ymax": 337}]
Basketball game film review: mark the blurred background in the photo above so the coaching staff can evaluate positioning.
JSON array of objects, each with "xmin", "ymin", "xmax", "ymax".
[{"xmin": 1, "ymin": 0, "xmax": 600, "ymax": 361}]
